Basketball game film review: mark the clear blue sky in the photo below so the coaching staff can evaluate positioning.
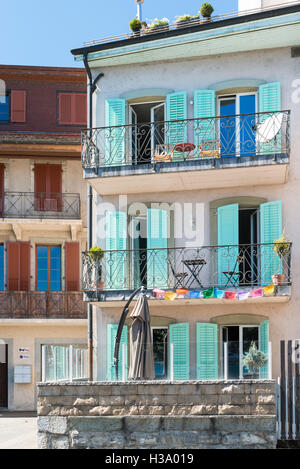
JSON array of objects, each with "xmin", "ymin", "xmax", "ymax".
[{"xmin": 0, "ymin": 0, "xmax": 238, "ymax": 68}]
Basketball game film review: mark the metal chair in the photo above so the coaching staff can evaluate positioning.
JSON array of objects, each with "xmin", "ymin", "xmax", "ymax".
[
  {"xmin": 153, "ymin": 144, "xmax": 174, "ymax": 163},
  {"xmin": 168, "ymin": 259, "xmax": 188, "ymax": 288},
  {"xmin": 222, "ymin": 256, "xmax": 244, "ymax": 287},
  {"xmin": 199, "ymin": 140, "xmax": 221, "ymax": 158}
]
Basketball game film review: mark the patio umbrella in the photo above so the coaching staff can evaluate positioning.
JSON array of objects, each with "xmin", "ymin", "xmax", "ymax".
[{"xmin": 128, "ymin": 293, "xmax": 155, "ymax": 380}]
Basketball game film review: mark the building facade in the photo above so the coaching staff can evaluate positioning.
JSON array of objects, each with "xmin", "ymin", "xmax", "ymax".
[
  {"xmin": 72, "ymin": 1, "xmax": 300, "ymax": 383},
  {"xmin": 0, "ymin": 65, "xmax": 88, "ymax": 410}
]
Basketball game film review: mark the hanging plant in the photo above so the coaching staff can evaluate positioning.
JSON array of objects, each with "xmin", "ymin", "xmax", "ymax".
[
  {"xmin": 273, "ymin": 232, "xmax": 290, "ymax": 259},
  {"xmin": 242, "ymin": 341, "xmax": 268, "ymax": 375}
]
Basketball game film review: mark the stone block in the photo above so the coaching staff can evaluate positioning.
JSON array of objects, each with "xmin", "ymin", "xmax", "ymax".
[
  {"xmin": 37, "ymin": 416, "xmax": 68, "ymax": 435},
  {"xmin": 69, "ymin": 416, "xmax": 123, "ymax": 432},
  {"xmin": 129, "ymin": 432, "xmax": 157, "ymax": 446},
  {"xmin": 124, "ymin": 416, "xmax": 161, "ymax": 433},
  {"xmin": 51, "ymin": 436, "xmax": 70, "ymax": 449},
  {"xmin": 182, "ymin": 416, "xmax": 213, "ymax": 431},
  {"xmin": 255, "ymin": 404, "xmax": 275, "ymax": 415},
  {"xmin": 190, "ymin": 405, "xmax": 218, "ymax": 415},
  {"xmin": 37, "ymin": 431, "xmax": 49, "ymax": 449},
  {"xmin": 218, "ymin": 404, "xmax": 251, "ymax": 415},
  {"xmin": 221, "ymin": 384, "xmax": 245, "ymax": 395},
  {"xmin": 148, "ymin": 406, "xmax": 165, "ymax": 415},
  {"xmin": 214, "ymin": 415, "xmax": 276, "ymax": 433},
  {"xmin": 74, "ymin": 397, "xmax": 98, "ymax": 407},
  {"xmin": 111, "ymin": 384, "xmax": 138, "ymax": 395},
  {"xmin": 89, "ymin": 406, "xmax": 112, "ymax": 416},
  {"xmin": 256, "ymin": 394, "xmax": 275, "ymax": 405}
]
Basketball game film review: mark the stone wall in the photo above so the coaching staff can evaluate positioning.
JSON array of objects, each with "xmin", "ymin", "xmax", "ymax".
[{"xmin": 37, "ymin": 380, "xmax": 277, "ymax": 449}]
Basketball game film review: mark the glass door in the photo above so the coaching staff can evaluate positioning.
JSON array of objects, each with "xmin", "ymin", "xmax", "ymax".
[
  {"xmin": 152, "ymin": 327, "xmax": 168, "ymax": 379},
  {"xmin": 241, "ymin": 326, "xmax": 259, "ymax": 378},
  {"xmin": 223, "ymin": 325, "xmax": 259, "ymax": 379},
  {"xmin": 219, "ymin": 97, "xmax": 236, "ymax": 157}
]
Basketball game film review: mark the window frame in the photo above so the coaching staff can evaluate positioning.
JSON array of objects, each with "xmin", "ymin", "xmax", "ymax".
[{"xmin": 36, "ymin": 244, "xmax": 62, "ymax": 292}]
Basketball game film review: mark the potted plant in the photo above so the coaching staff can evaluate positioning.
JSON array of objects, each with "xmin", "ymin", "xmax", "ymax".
[
  {"xmin": 146, "ymin": 18, "xmax": 170, "ymax": 33},
  {"xmin": 175, "ymin": 14, "xmax": 199, "ymax": 28},
  {"xmin": 200, "ymin": 3, "xmax": 214, "ymax": 22},
  {"xmin": 272, "ymin": 232, "xmax": 291, "ymax": 285},
  {"xmin": 89, "ymin": 245, "xmax": 105, "ymax": 290},
  {"xmin": 129, "ymin": 18, "xmax": 142, "ymax": 36},
  {"xmin": 242, "ymin": 341, "xmax": 268, "ymax": 379}
]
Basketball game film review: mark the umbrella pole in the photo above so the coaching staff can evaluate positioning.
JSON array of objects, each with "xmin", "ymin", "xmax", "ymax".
[{"xmin": 113, "ymin": 286, "xmax": 145, "ymax": 380}]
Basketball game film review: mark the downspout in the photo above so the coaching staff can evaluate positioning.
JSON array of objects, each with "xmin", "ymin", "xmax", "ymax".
[{"xmin": 83, "ymin": 52, "xmax": 104, "ymax": 381}]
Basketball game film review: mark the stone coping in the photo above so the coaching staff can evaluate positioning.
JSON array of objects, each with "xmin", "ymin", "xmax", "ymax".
[{"xmin": 38, "ymin": 379, "xmax": 275, "ymax": 386}]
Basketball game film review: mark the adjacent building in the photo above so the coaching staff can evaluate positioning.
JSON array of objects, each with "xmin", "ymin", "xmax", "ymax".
[
  {"xmin": 0, "ymin": 65, "xmax": 88, "ymax": 410},
  {"xmin": 72, "ymin": 1, "xmax": 300, "ymax": 383}
]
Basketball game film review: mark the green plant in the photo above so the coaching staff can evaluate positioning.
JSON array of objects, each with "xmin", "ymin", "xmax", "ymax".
[
  {"xmin": 89, "ymin": 246, "xmax": 104, "ymax": 264},
  {"xmin": 242, "ymin": 342, "xmax": 268, "ymax": 374},
  {"xmin": 176, "ymin": 14, "xmax": 194, "ymax": 23},
  {"xmin": 273, "ymin": 232, "xmax": 290, "ymax": 259},
  {"xmin": 148, "ymin": 18, "xmax": 169, "ymax": 30},
  {"xmin": 129, "ymin": 18, "xmax": 142, "ymax": 32},
  {"xmin": 200, "ymin": 3, "xmax": 214, "ymax": 17}
]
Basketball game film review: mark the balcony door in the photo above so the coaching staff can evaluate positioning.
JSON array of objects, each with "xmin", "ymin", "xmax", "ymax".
[
  {"xmin": 129, "ymin": 101, "xmax": 165, "ymax": 165},
  {"xmin": 218, "ymin": 93, "xmax": 257, "ymax": 157},
  {"xmin": 36, "ymin": 245, "xmax": 61, "ymax": 291}
]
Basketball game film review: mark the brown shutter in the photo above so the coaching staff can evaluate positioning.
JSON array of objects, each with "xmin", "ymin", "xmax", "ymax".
[
  {"xmin": 34, "ymin": 164, "xmax": 47, "ymax": 211},
  {"xmin": 11, "ymin": 90, "xmax": 26, "ymax": 123},
  {"xmin": 58, "ymin": 93, "xmax": 72, "ymax": 124},
  {"xmin": 74, "ymin": 94, "xmax": 87, "ymax": 125},
  {"xmin": 65, "ymin": 242, "xmax": 80, "ymax": 291},
  {"xmin": 49, "ymin": 164, "xmax": 62, "ymax": 211},
  {"xmin": 0, "ymin": 164, "xmax": 4, "ymax": 217},
  {"xmin": 7, "ymin": 242, "xmax": 30, "ymax": 291}
]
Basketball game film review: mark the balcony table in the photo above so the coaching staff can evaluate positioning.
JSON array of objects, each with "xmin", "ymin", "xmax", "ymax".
[
  {"xmin": 173, "ymin": 142, "xmax": 196, "ymax": 160},
  {"xmin": 182, "ymin": 258, "xmax": 207, "ymax": 288}
]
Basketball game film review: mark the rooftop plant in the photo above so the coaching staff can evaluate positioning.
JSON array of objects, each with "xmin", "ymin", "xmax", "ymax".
[
  {"xmin": 200, "ymin": 3, "xmax": 214, "ymax": 18},
  {"xmin": 176, "ymin": 14, "xmax": 198, "ymax": 23},
  {"xmin": 129, "ymin": 18, "xmax": 142, "ymax": 32},
  {"xmin": 147, "ymin": 18, "xmax": 169, "ymax": 31}
]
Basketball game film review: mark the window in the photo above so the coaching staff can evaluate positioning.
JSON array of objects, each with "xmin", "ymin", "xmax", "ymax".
[
  {"xmin": 41, "ymin": 345, "xmax": 88, "ymax": 381},
  {"xmin": 58, "ymin": 92, "xmax": 87, "ymax": 125},
  {"xmin": 0, "ymin": 95, "xmax": 10, "ymax": 123},
  {"xmin": 36, "ymin": 245, "xmax": 61, "ymax": 291},
  {"xmin": 0, "ymin": 245, "xmax": 4, "ymax": 291}
]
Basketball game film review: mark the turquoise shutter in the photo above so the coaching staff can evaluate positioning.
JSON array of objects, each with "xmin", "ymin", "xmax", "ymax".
[
  {"xmin": 217, "ymin": 204, "xmax": 239, "ymax": 286},
  {"xmin": 166, "ymin": 91, "xmax": 187, "ymax": 160},
  {"xmin": 260, "ymin": 201, "xmax": 282, "ymax": 285},
  {"xmin": 147, "ymin": 208, "xmax": 168, "ymax": 289},
  {"xmin": 105, "ymin": 210, "xmax": 127, "ymax": 290},
  {"xmin": 169, "ymin": 323, "xmax": 189, "ymax": 380},
  {"xmin": 259, "ymin": 82, "xmax": 281, "ymax": 154},
  {"xmin": 196, "ymin": 323, "xmax": 218, "ymax": 380},
  {"xmin": 105, "ymin": 98, "xmax": 126, "ymax": 165},
  {"xmin": 194, "ymin": 90, "xmax": 216, "ymax": 154},
  {"xmin": 107, "ymin": 324, "xmax": 128, "ymax": 381},
  {"xmin": 259, "ymin": 320, "xmax": 269, "ymax": 379}
]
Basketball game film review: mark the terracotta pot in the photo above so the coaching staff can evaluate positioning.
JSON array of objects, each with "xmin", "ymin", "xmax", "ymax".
[
  {"xmin": 97, "ymin": 281, "xmax": 105, "ymax": 291},
  {"xmin": 272, "ymin": 274, "xmax": 286, "ymax": 286}
]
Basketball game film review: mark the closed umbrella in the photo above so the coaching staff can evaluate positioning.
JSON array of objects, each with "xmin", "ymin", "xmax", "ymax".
[{"xmin": 128, "ymin": 293, "xmax": 155, "ymax": 380}]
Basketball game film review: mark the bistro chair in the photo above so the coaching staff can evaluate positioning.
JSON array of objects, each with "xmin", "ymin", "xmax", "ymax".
[
  {"xmin": 199, "ymin": 140, "xmax": 221, "ymax": 159},
  {"xmin": 153, "ymin": 144, "xmax": 174, "ymax": 163},
  {"xmin": 222, "ymin": 255, "xmax": 244, "ymax": 287},
  {"xmin": 168, "ymin": 259, "xmax": 188, "ymax": 288}
]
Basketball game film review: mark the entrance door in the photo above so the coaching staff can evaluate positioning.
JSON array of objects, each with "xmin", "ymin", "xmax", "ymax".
[
  {"xmin": 219, "ymin": 94, "xmax": 256, "ymax": 157},
  {"xmin": 152, "ymin": 328, "xmax": 168, "ymax": 379},
  {"xmin": 222, "ymin": 326, "xmax": 259, "ymax": 379},
  {"xmin": 0, "ymin": 344, "xmax": 8, "ymax": 407}
]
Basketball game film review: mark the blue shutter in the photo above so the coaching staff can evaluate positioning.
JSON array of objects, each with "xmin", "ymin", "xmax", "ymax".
[
  {"xmin": 194, "ymin": 90, "xmax": 216, "ymax": 154},
  {"xmin": 259, "ymin": 320, "xmax": 269, "ymax": 379},
  {"xmin": 105, "ymin": 210, "xmax": 127, "ymax": 290},
  {"xmin": 107, "ymin": 324, "xmax": 128, "ymax": 381},
  {"xmin": 166, "ymin": 91, "xmax": 187, "ymax": 160},
  {"xmin": 169, "ymin": 323, "xmax": 189, "ymax": 380},
  {"xmin": 105, "ymin": 98, "xmax": 126, "ymax": 166},
  {"xmin": 147, "ymin": 208, "xmax": 168, "ymax": 289},
  {"xmin": 0, "ymin": 96, "xmax": 10, "ymax": 122},
  {"xmin": 196, "ymin": 323, "xmax": 218, "ymax": 379},
  {"xmin": 259, "ymin": 82, "xmax": 281, "ymax": 154},
  {"xmin": 260, "ymin": 201, "xmax": 282, "ymax": 285},
  {"xmin": 217, "ymin": 204, "xmax": 239, "ymax": 287}
]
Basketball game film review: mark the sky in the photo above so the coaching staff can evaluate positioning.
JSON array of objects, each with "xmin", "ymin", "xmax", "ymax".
[{"xmin": 0, "ymin": 0, "xmax": 238, "ymax": 68}]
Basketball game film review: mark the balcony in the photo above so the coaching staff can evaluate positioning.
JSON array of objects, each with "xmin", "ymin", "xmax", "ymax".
[
  {"xmin": 0, "ymin": 291, "xmax": 87, "ymax": 319},
  {"xmin": 82, "ymin": 111, "xmax": 290, "ymax": 195},
  {"xmin": 82, "ymin": 243, "xmax": 292, "ymax": 304},
  {"xmin": 0, "ymin": 192, "xmax": 80, "ymax": 219}
]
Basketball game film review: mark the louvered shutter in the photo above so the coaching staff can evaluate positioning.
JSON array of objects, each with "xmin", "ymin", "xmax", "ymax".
[
  {"xmin": 105, "ymin": 211, "xmax": 127, "ymax": 290},
  {"xmin": 58, "ymin": 93, "xmax": 73, "ymax": 124},
  {"xmin": 166, "ymin": 91, "xmax": 187, "ymax": 160},
  {"xmin": 147, "ymin": 208, "xmax": 168, "ymax": 289},
  {"xmin": 11, "ymin": 90, "xmax": 26, "ymax": 123},
  {"xmin": 107, "ymin": 324, "xmax": 128, "ymax": 381},
  {"xmin": 74, "ymin": 94, "xmax": 87, "ymax": 125},
  {"xmin": 194, "ymin": 90, "xmax": 216, "ymax": 154},
  {"xmin": 169, "ymin": 323, "xmax": 189, "ymax": 380},
  {"xmin": 259, "ymin": 82, "xmax": 281, "ymax": 154},
  {"xmin": 196, "ymin": 323, "xmax": 218, "ymax": 379},
  {"xmin": 259, "ymin": 320, "xmax": 269, "ymax": 379},
  {"xmin": 48, "ymin": 164, "xmax": 62, "ymax": 211},
  {"xmin": 217, "ymin": 204, "xmax": 239, "ymax": 287},
  {"xmin": 7, "ymin": 241, "xmax": 30, "ymax": 291},
  {"xmin": 260, "ymin": 201, "xmax": 282, "ymax": 285},
  {"xmin": 65, "ymin": 242, "xmax": 80, "ymax": 291},
  {"xmin": 105, "ymin": 99, "xmax": 126, "ymax": 165}
]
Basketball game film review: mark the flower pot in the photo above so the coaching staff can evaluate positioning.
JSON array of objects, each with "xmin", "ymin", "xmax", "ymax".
[
  {"xmin": 96, "ymin": 281, "xmax": 105, "ymax": 291},
  {"xmin": 146, "ymin": 25, "xmax": 169, "ymax": 34},
  {"xmin": 176, "ymin": 19, "xmax": 198, "ymax": 28},
  {"xmin": 272, "ymin": 274, "xmax": 286, "ymax": 286}
]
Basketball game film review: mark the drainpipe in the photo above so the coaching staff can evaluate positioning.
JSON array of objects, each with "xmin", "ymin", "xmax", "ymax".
[{"xmin": 83, "ymin": 53, "xmax": 104, "ymax": 381}]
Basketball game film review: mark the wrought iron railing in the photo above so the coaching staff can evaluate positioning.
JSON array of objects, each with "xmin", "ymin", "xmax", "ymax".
[
  {"xmin": 0, "ymin": 192, "xmax": 80, "ymax": 219},
  {"xmin": 82, "ymin": 243, "xmax": 292, "ymax": 292},
  {"xmin": 0, "ymin": 291, "xmax": 87, "ymax": 319},
  {"xmin": 81, "ymin": 111, "xmax": 290, "ymax": 169}
]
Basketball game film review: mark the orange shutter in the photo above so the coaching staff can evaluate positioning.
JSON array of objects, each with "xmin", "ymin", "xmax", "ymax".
[
  {"xmin": 7, "ymin": 242, "xmax": 30, "ymax": 291},
  {"xmin": 58, "ymin": 93, "xmax": 72, "ymax": 124},
  {"xmin": 65, "ymin": 242, "xmax": 80, "ymax": 291},
  {"xmin": 11, "ymin": 90, "xmax": 26, "ymax": 123},
  {"xmin": 74, "ymin": 94, "xmax": 87, "ymax": 125}
]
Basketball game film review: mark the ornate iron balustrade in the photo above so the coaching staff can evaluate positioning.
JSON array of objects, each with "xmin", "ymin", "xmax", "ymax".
[
  {"xmin": 0, "ymin": 192, "xmax": 80, "ymax": 219},
  {"xmin": 0, "ymin": 291, "xmax": 87, "ymax": 319},
  {"xmin": 81, "ymin": 111, "xmax": 290, "ymax": 169},
  {"xmin": 82, "ymin": 243, "xmax": 292, "ymax": 292}
]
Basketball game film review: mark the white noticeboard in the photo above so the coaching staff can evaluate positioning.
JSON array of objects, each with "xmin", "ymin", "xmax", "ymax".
[{"xmin": 14, "ymin": 365, "xmax": 32, "ymax": 384}]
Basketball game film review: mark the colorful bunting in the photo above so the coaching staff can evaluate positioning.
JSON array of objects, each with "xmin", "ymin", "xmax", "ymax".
[
  {"xmin": 225, "ymin": 291, "xmax": 237, "ymax": 300},
  {"xmin": 165, "ymin": 292, "xmax": 177, "ymax": 301},
  {"xmin": 263, "ymin": 284, "xmax": 275, "ymax": 296},
  {"xmin": 176, "ymin": 289, "xmax": 189, "ymax": 298},
  {"xmin": 237, "ymin": 291, "xmax": 250, "ymax": 301},
  {"xmin": 153, "ymin": 288, "xmax": 165, "ymax": 299},
  {"xmin": 203, "ymin": 288, "xmax": 214, "ymax": 299},
  {"xmin": 214, "ymin": 288, "xmax": 225, "ymax": 299},
  {"xmin": 250, "ymin": 288, "xmax": 264, "ymax": 298},
  {"xmin": 189, "ymin": 291, "xmax": 203, "ymax": 298}
]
